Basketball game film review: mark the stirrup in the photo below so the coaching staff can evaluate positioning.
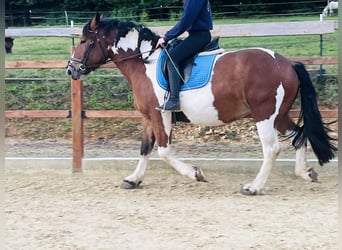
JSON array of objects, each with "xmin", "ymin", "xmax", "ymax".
[{"xmin": 155, "ymin": 100, "xmax": 181, "ymax": 112}]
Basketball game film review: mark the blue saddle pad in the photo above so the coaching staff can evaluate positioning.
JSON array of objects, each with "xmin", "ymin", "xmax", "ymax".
[{"xmin": 156, "ymin": 50, "xmax": 216, "ymax": 91}]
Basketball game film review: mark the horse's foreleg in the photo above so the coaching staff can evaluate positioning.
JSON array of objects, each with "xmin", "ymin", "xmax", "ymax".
[
  {"xmin": 241, "ymin": 121, "xmax": 280, "ymax": 195},
  {"xmin": 158, "ymin": 146, "xmax": 207, "ymax": 182},
  {"xmin": 120, "ymin": 119, "xmax": 155, "ymax": 189},
  {"xmin": 120, "ymin": 155, "xmax": 149, "ymax": 189},
  {"xmin": 294, "ymin": 142, "xmax": 318, "ymax": 182},
  {"xmin": 155, "ymin": 112, "xmax": 206, "ymax": 182}
]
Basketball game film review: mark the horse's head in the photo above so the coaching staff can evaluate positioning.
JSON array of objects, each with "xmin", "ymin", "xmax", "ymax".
[{"xmin": 66, "ymin": 13, "xmax": 119, "ymax": 80}]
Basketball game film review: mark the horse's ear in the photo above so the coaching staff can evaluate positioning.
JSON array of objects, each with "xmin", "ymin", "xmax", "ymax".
[{"xmin": 90, "ymin": 12, "xmax": 101, "ymax": 31}]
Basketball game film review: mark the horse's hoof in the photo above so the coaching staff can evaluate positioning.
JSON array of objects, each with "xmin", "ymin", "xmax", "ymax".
[
  {"xmin": 120, "ymin": 180, "xmax": 142, "ymax": 189},
  {"xmin": 240, "ymin": 184, "xmax": 262, "ymax": 195},
  {"xmin": 308, "ymin": 168, "xmax": 318, "ymax": 182},
  {"xmin": 194, "ymin": 166, "xmax": 207, "ymax": 182}
]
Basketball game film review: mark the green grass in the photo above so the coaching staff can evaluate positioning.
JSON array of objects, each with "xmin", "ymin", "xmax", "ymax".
[
  {"xmin": 5, "ymin": 37, "xmax": 71, "ymax": 61},
  {"xmin": 5, "ymin": 16, "xmax": 338, "ymax": 111},
  {"xmin": 219, "ymin": 33, "xmax": 337, "ymax": 57}
]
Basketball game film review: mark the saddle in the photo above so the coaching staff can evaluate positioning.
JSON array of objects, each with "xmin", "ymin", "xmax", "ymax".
[{"xmin": 162, "ymin": 37, "xmax": 224, "ymax": 84}]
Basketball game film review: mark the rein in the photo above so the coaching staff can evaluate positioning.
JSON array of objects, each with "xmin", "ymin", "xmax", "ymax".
[
  {"xmin": 112, "ymin": 49, "xmax": 156, "ymax": 63},
  {"xmin": 68, "ymin": 46, "xmax": 156, "ymax": 71}
]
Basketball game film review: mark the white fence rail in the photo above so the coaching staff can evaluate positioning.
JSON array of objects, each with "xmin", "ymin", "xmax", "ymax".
[{"xmin": 5, "ymin": 21, "xmax": 337, "ymax": 38}]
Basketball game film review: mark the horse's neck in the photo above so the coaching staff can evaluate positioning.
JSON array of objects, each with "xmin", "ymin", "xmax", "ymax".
[
  {"xmin": 111, "ymin": 49, "xmax": 160, "ymax": 88},
  {"xmin": 115, "ymin": 59, "xmax": 144, "ymax": 85}
]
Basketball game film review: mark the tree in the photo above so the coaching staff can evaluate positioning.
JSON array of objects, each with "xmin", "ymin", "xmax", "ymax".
[{"xmin": 5, "ymin": 0, "xmax": 326, "ymax": 26}]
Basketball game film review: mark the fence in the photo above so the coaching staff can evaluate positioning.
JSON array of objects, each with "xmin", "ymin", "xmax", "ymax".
[
  {"xmin": 5, "ymin": 21, "xmax": 338, "ymax": 172},
  {"xmin": 4, "ymin": 1, "xmax": 336, "ymax": 27}
]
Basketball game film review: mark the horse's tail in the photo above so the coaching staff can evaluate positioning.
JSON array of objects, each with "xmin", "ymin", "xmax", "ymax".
[{"xmin": 292, "ymin": 62, "xmax": 337, "ymax": 165}]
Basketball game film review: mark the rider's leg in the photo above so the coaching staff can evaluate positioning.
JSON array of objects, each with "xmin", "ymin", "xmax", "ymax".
[{"xmin": 156, "ymin": 30, "xmax": 211, "ymax": 111}]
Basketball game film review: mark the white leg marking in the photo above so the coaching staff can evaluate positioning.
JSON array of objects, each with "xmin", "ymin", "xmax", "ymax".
[
  {"xmin": 124, "ymin": 155, "xmax": 149, "ymax": 184},
  {"xmin": 286, "ymin": 129, "xmax": 316, "ymax": 181},
  {"xmin": 243, "ymin": 122, "xmax": 279, "ymax": 194},
  {"xmin": 160, "ymin": 111, "xmax": 172, "ymax": 139},
  {"xmin": 242, "ymin": 83, "xmax": 284, "ymax": 194},
  {"xmin": 158, "ymin": 146, "xmax": 199, "ymax": 180},
  {"xmin": 294, "ymin": 145, "xmax": 312, "ymax": 180}
]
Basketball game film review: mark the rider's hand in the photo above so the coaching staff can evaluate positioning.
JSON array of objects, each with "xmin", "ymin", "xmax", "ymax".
[{"xmin": 156, "ymin": 37, "xmax": 165, "ymax": 48}]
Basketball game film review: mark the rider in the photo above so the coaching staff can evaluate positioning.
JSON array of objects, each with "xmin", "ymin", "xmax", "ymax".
[{"xmin": 155, "ymin": 0, "xmax": 213, "ymax": 111}]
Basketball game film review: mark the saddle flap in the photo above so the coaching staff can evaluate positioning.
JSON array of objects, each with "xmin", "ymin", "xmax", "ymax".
[
  {"xmin": 161, "ymin": 37, "xmax": 221, "ymax": 84},
  {"xmin": 157, "ymin": 50, "xmax": 217, "ymax": 92}
]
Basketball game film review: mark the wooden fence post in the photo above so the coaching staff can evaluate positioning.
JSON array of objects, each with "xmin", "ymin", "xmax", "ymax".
[
  {"xmin": 71, "ymin": 78, "xmax": 84, "ymax": 173},
  {"xmin": 70, "ymin": 46, "xmax": 84, "ymax": 173}
]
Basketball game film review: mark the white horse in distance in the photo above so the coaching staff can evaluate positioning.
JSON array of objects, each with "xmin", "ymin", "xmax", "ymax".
[{"xmin": 322, "ymin": 1, "xmax": 338, "ymax": 16}]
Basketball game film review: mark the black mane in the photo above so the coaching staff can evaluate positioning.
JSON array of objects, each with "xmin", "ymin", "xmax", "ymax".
[
  {"xmin": 82, "ymin": 18, "xmax": 120, "ymax": 36},
  {"xmin": 117, "ymin": 21, "xmax": 140, "ymax": 40},
  {"xmin": 116, "ymin": 21, "xmax": 159, "ymax": 50},
  {"xmin": 82, "ymin": 16, "xmax": 159, "ymax": 62},
  {"xmin": 83, "ymin": 18, "xmax": 159, "ymax": 49}
]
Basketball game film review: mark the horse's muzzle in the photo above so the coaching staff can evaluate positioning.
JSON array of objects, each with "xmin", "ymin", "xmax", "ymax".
[
  {"xmin": 66, "ymin": 65, "xmax": 80, "ymax": 80},
  {"xmin": 66, "ymin": 60, "xmax": 83, "ymax": 80}
]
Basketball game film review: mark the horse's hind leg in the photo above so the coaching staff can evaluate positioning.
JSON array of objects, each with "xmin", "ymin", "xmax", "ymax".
[
  {"xmin": 294, "ymin": 143, "xmax": 318, "ymax": 182},
  {"xmin": 241, "ymin": 119, "xmax": 280, "ymax": 195},
  {"xmin": 277, "ymin": 116, "xmax": 318, "ymax": 182},
  {"xmin": 120, "ymin": 118, "xmax": 155, "ymax": 189}
]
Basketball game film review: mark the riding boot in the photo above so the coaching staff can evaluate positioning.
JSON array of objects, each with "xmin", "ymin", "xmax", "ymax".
[{"xmin": 156, "ymin": 65, "xmax": 181, "ymax": 112}]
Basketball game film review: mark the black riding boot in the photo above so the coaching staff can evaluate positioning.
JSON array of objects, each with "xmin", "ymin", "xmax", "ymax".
[{"xmin": 156, "ymin": 65, "xmax": 181, "ymax": 112}]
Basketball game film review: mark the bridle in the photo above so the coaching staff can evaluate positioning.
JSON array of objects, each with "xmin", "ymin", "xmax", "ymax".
[
  {"xmin": 67, "ymin": 26, "xmax": 158, "ymax": 73},
  {"xmin": 67, "ymin": 29, "xmax": 112, "ymax": 73}
]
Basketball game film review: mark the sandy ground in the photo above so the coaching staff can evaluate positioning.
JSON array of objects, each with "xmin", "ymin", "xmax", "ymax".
[
  {"xmin": 4, "ymin": 139, "xmax": 338, "ymax": 250},
  {"xmin": 5, "ymin": 168, "xmax": 338, "ymax": 250}
]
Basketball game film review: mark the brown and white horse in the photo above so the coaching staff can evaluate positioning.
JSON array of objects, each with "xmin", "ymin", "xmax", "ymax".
[{"xmin": 67, "ymin": 14, "xmax": 336, "ymax": 195}]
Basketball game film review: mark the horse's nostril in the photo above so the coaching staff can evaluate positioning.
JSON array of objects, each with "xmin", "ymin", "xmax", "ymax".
[{"xmin": 67, "ymin": 69, "xmax": 72, "ymax": 75}]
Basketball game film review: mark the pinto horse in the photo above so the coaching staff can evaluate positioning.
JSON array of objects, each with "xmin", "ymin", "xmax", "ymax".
[{"xmin": 67, "ymin": 14, "xmax": 336, "ymax": 195}]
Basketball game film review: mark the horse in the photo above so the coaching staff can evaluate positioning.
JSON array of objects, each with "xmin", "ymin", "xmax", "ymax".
[
  {"xmin": 5, "ymin": 22, "xmax": 14, "ymax": 54},
  {"xmin": 66, "ymin": 13, "xmax": 336, "ymax": 195},
  {"xmin": 322, "ymin": 1, "xmax": 338, "ymax": 16},
  {"xmin": 5, "ymin": 37, "xmax": 14, "ymax": 54}
]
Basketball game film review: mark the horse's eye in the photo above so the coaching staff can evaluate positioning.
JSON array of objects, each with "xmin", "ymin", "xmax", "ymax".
[{"xmin": 80, "ymin": 40, "xmax": 86, "ymax": 44}]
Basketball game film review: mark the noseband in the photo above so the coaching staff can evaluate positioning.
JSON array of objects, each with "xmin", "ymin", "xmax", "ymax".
[{"xmin": 68, "ymin": 30, "xmax": 111, "ymax": 73}]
